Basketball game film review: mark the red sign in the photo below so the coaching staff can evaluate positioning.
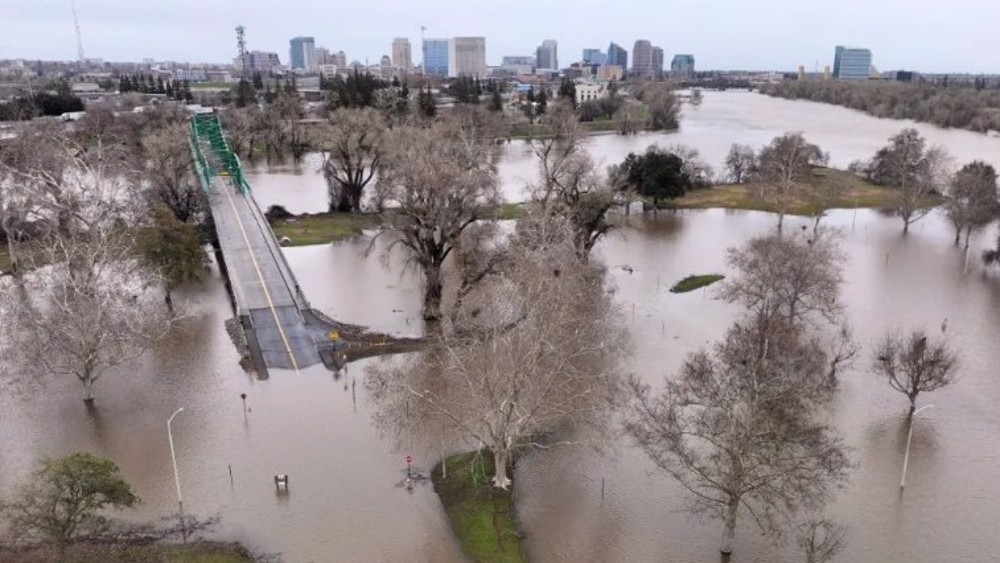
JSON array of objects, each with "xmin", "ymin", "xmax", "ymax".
[{"xmin": 406, "ymin": 455, "xmax": 412, "ymax": 464}]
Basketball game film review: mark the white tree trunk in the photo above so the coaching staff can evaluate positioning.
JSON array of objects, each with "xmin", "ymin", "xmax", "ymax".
[
  {"xmin": 720, "ymin": 499, "xmax": 739, "ymax": 554},
  {"xmin": 492, "ymin": 448, "xmax": 512, "ymax": 489}
]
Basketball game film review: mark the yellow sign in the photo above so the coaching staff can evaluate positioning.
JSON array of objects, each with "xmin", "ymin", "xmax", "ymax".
[{"xmin": 328, "ymin": 330, "xmax": 340, "ymax": 341}]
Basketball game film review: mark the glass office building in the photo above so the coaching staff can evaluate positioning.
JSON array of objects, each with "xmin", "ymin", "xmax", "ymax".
[
  {"xmin": 423, "ymin": 39, "xmax": 449, "ymax": 77},
  {"xmin": 833, "ymin": 46, "xmax": 872, "ymax": 80}
]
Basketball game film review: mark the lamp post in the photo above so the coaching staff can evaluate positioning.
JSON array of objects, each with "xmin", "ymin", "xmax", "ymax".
[
  {"xmin": 900, "ymin": 404, "xmax": 933, "ymax": 491},
  {"xmin": 167, "ymin": 407, "xmax": 186, "ymax": 541}
]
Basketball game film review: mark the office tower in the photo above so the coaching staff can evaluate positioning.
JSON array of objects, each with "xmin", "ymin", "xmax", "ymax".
[
  {"xmin": 536, "ymin": 39, "xmax": 558, "ymax": 70},
  {"xmin": 448, "ymin": 37, "xmax": 487, "ymax": 77},
  {"xmin": 423, "ymin": 38, "xmax": 449, "ymax": 77},
  {"xmin": 583, "ymin": 49, "xmax": 607, "ymax": 65},
  {"xmin": 392, "ymin": 37, "xmax": 412, "ymax": 70},
  {"xmin": 632, "ymin": 39, "xmax": 654, "ymax": 78},
  {"xmin": 651, "ymin": 46, "xmax": 664, "ymax": 78},
  {"xmin": 671, "ymin": 54, "xmax": 695, "ymax": 77},
  {"xmin": 289, "ymin": 36, "xmax": 315, "ymax": 70},
  {"xmin": 608, "ymin": 42, "xmax": 628, "ymax": 70},
  {"xmin": 833, "ymin": 46, "xmax": 872, "ymax": 80}
]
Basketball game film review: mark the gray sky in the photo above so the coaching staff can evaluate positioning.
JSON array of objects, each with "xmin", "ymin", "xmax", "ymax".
[{"xmin": 0, "ymin": 0, "xmax": 996, "ymax": 73}]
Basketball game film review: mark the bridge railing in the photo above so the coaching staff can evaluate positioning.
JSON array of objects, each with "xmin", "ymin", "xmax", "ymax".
[{"xmin": 189, "ymin": 113, "xmax": 251, "ymax": 194}]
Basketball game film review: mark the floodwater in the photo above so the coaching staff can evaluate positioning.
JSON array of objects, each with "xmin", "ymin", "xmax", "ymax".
[{"xmin": 2, "ymin": 91, "xmax": 1000, "ymax": 562}]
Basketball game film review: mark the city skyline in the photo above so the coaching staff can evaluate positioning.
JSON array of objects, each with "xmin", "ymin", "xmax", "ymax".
[{"xmin": 1, "ymin": 0, "xmax": 999, "ymax": 73}]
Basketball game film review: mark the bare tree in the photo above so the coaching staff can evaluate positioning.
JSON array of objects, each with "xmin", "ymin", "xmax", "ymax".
[
  {"xmin": 627, "ymin": 316, "xmax": 851, "ymax": 555},
  {"xmin": 368, "ymin": 219, "xmax": 627, "ymax": 489},
  {"xmin": 531, "ymin": 103, "xmax": 619, "ymax": 255},
  {"xmin": 319, "ymin": 108, "xmax": 386, "ymax": 212},
  {"xmin": 796, "ymin": 518, "xmax": 848, "ymax": 563},
  {"xmin": 1, "ymin": 141, "xmax": 175, "ymax": 403},
  {"xmin": 752, "ymin": 133, "xmax": 825, "ymax": 232},
  {"xmin": 725, "ymin": 143, "xmax": 756, "ymax": 184},
  {"xmin": 945, "ymin": 161, "xmax": 999, "ymax": 248},
  {"xmin": 719, "ymin": 232, "xmax": 846, "ymax": 329},
  {"xmin": 664, "ymin": 144, "xmax": 714, "ymax": 187},
  {"xmin": 613, "ymin": 102, "xmax": 640, "ymax": 135},
  {"xmin": 873, "ymin": 330, "xmax": 958, "ymax": 416},
  {"xmin": 867, "ymin": 129, "xmax": 951, "ymax": 234},
  {"xmin": 140, "ymin": 122, "xmax": 205, "ymax": 224},
  {"xmin": 374, "ymin": 117, "xmax": 500, "ymax": 322},
  {"xmin": 635, "ymin": 83, "xmax": 680, "ymax": 131}
]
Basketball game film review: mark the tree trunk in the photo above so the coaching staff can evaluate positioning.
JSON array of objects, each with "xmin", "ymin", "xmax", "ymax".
[
  {"xmin": 776, "ymin": 212, "xmax": 785, "ymax": 234},
  {"xmin": 83, "ymin": 377, "xmax": 95, "ymax": 403},
  {"xmin": 165, "ymin": 288, "xmax": 174, "ymax": 312},
  {"xmin": 422, "ymin": 263, "xmax": 443, "ymax": 321},
  {"xmin": 492, "ymin": 448, "xmax": 512, "ymax": 490},
  {"xmin": 902, "ymin": 217, "xmax": 911, "ymax": 235},
  {"xmin": 908, "ymin": 396, "xmax": 917, "ymax": 416},
  {"xmin": 954, "ymin": 226, "xmax": 962, "ymax": 246},
  {"xmin": 964, "ymin": 227, "xmax": 972, "ymax": 250},
  {"xmin": 720, "ymin": 497, "xmax": 739, "ymax": 554}
]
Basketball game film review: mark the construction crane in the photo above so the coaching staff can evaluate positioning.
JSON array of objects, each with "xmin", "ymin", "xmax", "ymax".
[{"xmin": 72, "ymin": 0, "xmax": 85, "ymax": 62}]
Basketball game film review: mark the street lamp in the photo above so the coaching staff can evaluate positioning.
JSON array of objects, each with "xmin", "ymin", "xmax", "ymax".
[
  {"xmin": 167, "ymin": 407, "xmax": 186, "ymax": 541},
  {"xmin": 900, "ymin": 404, "xmax": 934, "ymax": 491}
]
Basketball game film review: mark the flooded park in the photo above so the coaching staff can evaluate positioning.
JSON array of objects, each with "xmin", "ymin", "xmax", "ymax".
[{"xmin": 2, "ymin": 91, "xmax": 1000, "ymax": 562}]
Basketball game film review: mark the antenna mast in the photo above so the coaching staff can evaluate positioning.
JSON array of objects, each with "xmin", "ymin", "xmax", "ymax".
[
  {"xmin": 236, "ymin": 25, "xmax": 248, "ymax": 80},
  {"xmin": 72, "ymin": 0, "xmax": 85, "ymax": 62}
]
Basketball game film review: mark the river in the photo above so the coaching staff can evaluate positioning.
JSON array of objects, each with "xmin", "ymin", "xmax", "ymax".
[{"xmin": 2, "ymin": 91, "xmax": 1000, "ymax": 562}]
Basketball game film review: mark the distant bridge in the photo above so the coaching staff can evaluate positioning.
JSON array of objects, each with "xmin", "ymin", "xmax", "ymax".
[{"xmin": 188, "ymin": 113, "xmax": 413, "ymax": 376}]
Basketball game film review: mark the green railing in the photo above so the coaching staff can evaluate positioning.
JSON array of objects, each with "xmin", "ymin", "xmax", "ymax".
[{"xmin": 189, "ymin": 113, "xmax": 251, "ymax": 194}]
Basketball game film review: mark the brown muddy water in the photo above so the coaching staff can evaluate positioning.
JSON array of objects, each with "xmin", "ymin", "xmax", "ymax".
[{"xmin": 2, "ymin": 91, "xmax": 1000, "ymax": 562}]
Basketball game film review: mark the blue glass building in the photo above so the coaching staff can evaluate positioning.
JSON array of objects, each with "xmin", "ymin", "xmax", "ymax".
[
  {"xmin": 423, "ymin": 39, "xmax": 449, "ymax": 77},
  {"xmin": 608, "ymin": 42, "xmax": 628, "ymax": 70},
  {"xmin": 833, "ymin": 46, "xmax": 872, "ymax": 80},
  {"xmin": 289, "ymin": 37, "xmax": 314, "ymax": 70}
]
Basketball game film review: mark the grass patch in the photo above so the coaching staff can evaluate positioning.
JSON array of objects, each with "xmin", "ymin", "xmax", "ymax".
[
  {"xmin": 666, "ymin": 167, "xmax": 942, "ymax": 215},
  {"xmin": 268, "ymin": 212, "xmax": 380, "ymax": 246},
  {"xmin": 0, "ymin": 540, "xmax": 256, "ymax": 563},
  {"xmin": 432, "ymin": 451, "xmax": 524, "ymax": 563},
  {"xmin": 493, "ymin": 203, "xmax": 526, "ymax": 220},
  {"xmin": 0, "ymin": 247, "xmax": 11, "ymax": 274},
  {"xmin": 671, "ymin": 274, "xmax": 725, "ymax": 293}
]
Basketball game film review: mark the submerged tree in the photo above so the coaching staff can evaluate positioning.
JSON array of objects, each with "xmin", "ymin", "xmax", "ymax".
[
  {"xmin": 796, "ymin": 519, "xmax": 848, "ymax": 563},
  {"xmin": 531, "ymin": 103, "xmax": 620, "ymax": 255},
  {"xmin": 945, "ymin": 161, "xmax": 999, "ymax": 248},
  {"xmin": 627, "ymin": 316, "xmax": 851, "ymax": 555},
  {"xmin": 866, "ymin": 129, "xmax": 951, "ymax": 234},
  {"xmin": 0, "ymin": 452, "xmax": 138, "ymax": 547},
  {"xmin": 873, "ymin": 330, "xmax": 958, "ymax": 415},
  {"xmin": 617, "ymin": 146, "xmax": 691, "ymax": 207},
  {"xmin": 137, "ymin": 204, "xmax": 208, "ymax": 310},
  {"xmin": 140, "ymin": 122, "xmax": 204, "ymax": 224},
  {"xmin": 375, "ymin": 116, "xmax": 500, "ymax": 322},
  {"xmin": 752, "ymin": 133, "xmax": 825, "ymax": 232},
  {"xmin": 320, "ymin": 108, "xmax": 386, "ymax": 212},
  {"xmin": 368, "ymin": 219, "xmax": 627, "ymax": 489}
]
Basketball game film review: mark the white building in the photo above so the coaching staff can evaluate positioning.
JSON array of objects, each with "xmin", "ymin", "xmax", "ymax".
[
  {"xmin": 392, "ymin": 38, "xmax": 412, "ymax": 71},
  {"xmin": 575, "ymin": 82, "xmax": 605, "ymax": 105},
  {"xmin": 448, "ymin": 37, "xmax": 486, "ymax": 78}
]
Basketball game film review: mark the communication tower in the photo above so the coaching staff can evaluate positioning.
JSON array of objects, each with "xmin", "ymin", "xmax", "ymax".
[
  {"xmin": 236, "ymin": 25, "xmax": 248, "ymax": 80},
  {"xmin": 72, "ymin": 0, "xmax": 86, "ymax": 62}
]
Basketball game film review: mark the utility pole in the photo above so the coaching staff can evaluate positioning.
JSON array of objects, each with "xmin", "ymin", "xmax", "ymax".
[{"xmin": 236, "ymin": 25, "xmax": 248, "ymax": 81}]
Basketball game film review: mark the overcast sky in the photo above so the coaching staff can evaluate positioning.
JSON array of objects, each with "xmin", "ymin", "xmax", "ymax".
[{"xmin": 1, "ymin": 0, "xmax": 996, "ymax": 73}]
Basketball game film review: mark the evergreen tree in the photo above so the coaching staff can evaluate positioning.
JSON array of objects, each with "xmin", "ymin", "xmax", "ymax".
[
  {"xmin": 558, "ymin": 77, "xmax": 577, "ymax": 109},
  {"xmin": 537, "ymin": 87, "xmax": 548, "ymax": 115},
  {"xmin": 252, "ymin": 71, "xmax": 264, "ymax": 90},
  {"xmin": 489, "ymin": 85, "xmax": 503, "ymax": 112},
  {"xmin": 418, "ymin": 85, "xmax": 437, "ymax": 118},
  {"xmin": 156, "ymin": 76, "xmax": 166, "ymax": 94}
]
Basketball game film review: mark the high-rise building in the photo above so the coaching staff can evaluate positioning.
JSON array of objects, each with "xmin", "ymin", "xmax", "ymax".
[
  {"xmin": 632, "ymin": 40, "xmax": 654, "ymax": 78},
  {"xmin": 235, "ymin": 51, "xmax": 282, "ymax": 74},
  {"xmin": 289, "ymin": 36, "xmax": 315, "ymax": 70},
  {"xmin": 608, "ymin": 42, "xmax": 628, "ymax": 71},
  {"xmin": 833, "ymin": 46, "xmax": 872, "ymax": 80},
  {"xmin": 448, "ymin": 37, "xmax": 487, "ymax": 78},
  {"xmin": 536, "ymin": 40, "xmax": 558, "ymax": 70},
  {"xmin": 392, "ymin": 38, "xmax": 412, "ymax": 71},
  {"xmin": 423, "ymin": 38, "xmax": 449, "ymax": 77},
  {"xmin": 332, "ymin": 51, "xmax": 347, "ymax": 69},
  {"xmin": 671, "ymin": 54, "xmax": 695, "ymax": 77},
  {"xmin": 583, "ymin": 49, "xmax": 607, "ymax": 66},
  {"xmin": 651, "ymin": 47, "xmax": 664, "ymax": 78}
]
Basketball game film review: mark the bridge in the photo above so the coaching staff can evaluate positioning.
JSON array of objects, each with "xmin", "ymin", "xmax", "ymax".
[{"xmin": 189, "ymin": 113, "xmax": 405, "ymax": 376}]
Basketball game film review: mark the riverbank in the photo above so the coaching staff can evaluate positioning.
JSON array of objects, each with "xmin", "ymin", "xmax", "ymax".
[
  {"xmin": 0, "ymin": 540, "xmax": 258, "ymax": 562},
  {"xmin": 432, "ymin": 451, "xmax": 525, "ymax": 563},
  {"xmin": 667, "ymin": 167, "xmax": 941, "ymax": 215}
]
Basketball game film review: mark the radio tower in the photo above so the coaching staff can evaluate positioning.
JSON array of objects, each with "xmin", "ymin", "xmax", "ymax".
[
  {"xmin": 72, "ymin": 0, "xmax": 86, "ymax": 62},
  {"xmin": 236, "ymin": 25, "xmax": 248, "ymax": 80}
]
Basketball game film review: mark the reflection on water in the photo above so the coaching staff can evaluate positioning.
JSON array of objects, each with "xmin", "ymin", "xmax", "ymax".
[{"xmin": 4, "ymin": 91, "xmax": 1000, "ymax": 562}]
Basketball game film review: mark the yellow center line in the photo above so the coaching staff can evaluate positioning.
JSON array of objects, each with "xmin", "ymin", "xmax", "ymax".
[{"xmin": 219, "ymin": 178, "xmax": 300, "ymax": 372}]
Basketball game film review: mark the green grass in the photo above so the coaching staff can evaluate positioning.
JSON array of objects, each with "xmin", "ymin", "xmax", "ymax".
[
  {"xmin": 432, "ymin": 451, "xmax": 525, "ymax": 563},
  {"xmin": 494, "ymin": 203, "xmax": 526, "ymax": 220},
  {"xmin": 1, "ymin": 541, "xmax": 256, "ymax": 563},
  {"xmin": 268, "ymin": 212, "xmax": 380, "ymax": 246},
  {"xmin": 670, "ymin": 274, "xmax": 725, "ymax": 293},
  {"xmin": 189, "ymin": 81, "xmax": 238, "ymax": 90},
  {"xmin": 0, "ymin": 248, "xmax": 11, "ymax": 273},
  {"xmin": 666, "ymin": 167, "xmax": 942, "ymax": 215}
]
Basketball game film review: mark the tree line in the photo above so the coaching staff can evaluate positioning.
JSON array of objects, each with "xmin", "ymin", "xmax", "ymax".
[
  {"xmin": 117, "ymin": 73, "xmax": 194, "ymax": 102},
  {"xmin": 761, "ymin": 79, "xmax": 1000, "ymax": 134},
  {"xmin": 0, "ymin": 80, "xmax": 84, "ymax": 121}
]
